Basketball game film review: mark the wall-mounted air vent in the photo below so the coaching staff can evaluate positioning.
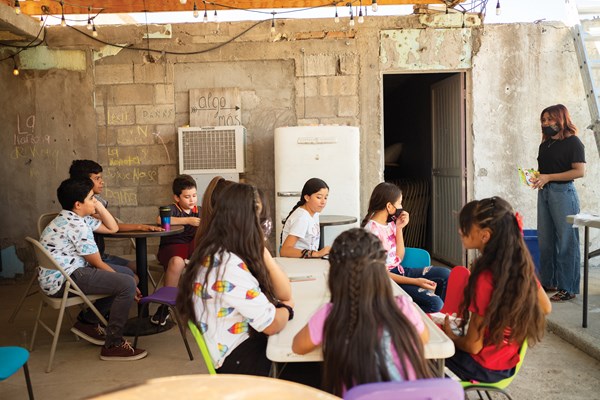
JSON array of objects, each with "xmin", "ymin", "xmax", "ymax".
[{"xmin": 178, "ymin": 126, "xmax": 246, "ymax": 174}]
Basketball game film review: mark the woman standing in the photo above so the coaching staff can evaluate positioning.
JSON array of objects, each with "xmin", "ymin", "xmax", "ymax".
[{"xmin": 532, "ymin": 104, "xmax": 585, "ymax": 302}]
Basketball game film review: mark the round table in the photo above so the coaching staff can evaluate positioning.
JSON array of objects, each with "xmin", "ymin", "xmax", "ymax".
[{"xmin": 89, "ymin": 374, "xmax": 341, "ymax": 400}]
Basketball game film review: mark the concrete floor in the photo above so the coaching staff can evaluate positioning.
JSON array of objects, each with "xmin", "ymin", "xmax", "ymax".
[{"xmin": 2, "ymin": 263, "xmax": 600, "ymax": 400}]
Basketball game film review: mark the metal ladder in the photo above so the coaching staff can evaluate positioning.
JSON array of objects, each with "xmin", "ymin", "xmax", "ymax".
[{"xmin": 571, "ymin": 2, "xmax": 600, "ymax": 157}]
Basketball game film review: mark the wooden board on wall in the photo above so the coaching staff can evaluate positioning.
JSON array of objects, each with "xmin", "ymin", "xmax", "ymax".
[{"xmin": 189, "ymin": 88, "xmax": 241, "ymax": 127}]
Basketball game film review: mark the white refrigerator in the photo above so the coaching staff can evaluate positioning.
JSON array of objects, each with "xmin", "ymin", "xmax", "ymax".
[{"xmin": 274, "ymin": 126, "xmax": 361, "ymax": 252}]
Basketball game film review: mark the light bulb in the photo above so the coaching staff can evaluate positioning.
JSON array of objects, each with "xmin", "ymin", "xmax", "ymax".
[
  {"xmin": 87, "ymin": 18, "xmax": 92, "ymax": 30},
  {"xmin": 203, "ymin": 10, "xmax": 208, "ymax": 23},
  {"xmin": 213, "ymin": 10, "xmax": 218, "ymax": 22},
  {"xmin": 193, "ymin": 9, "xmax": 199, "ymax": 18},
  {"xmin": 92, "ymin": 25, "xmax": 98, "ymax": 37},
  {"xmin": 495, "ymin": 0, "xmax": 501, "ymax": 16},
  {"xmin": 61, "ymin": 15, "xmax": 66, "ymax": 27},
  {"xmin": 271, "ymin": 20, "xmax": 276, "ymax": 34},
  {"xmin": 349, "ymin": 15, "xmax": 355, "ymax": 27},
  {"xmin": 39, "ymin": 16, "xmax": 44, "ymax": 27},
  {"xmin": 371, "ymin": 0, "xmax": 377, "ymax": 12},
  {"xmin": 15, "ymin": 0, "xmax": 21, "ymax": 15},
  {"xmin": 180, "ymin": 0, "xmax": 188, "ymax": 4},
  {"xmin": 334, "ymin": 10, "xmax": 339, "ymax": 23},
  {"xmin": 13, "ymin": 65, "xmax": 19, "ymax": 76},
  {"xmin": 358, "ymin": 9, "xmax": 364, "ymax": 23}
]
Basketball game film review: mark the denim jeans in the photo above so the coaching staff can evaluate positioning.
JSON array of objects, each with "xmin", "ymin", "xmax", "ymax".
[
  {"xmin": 54, "ymin": 264, "xmax": 136, "ymax": 347},
  {"xmin": 391, "ymin": 266, "xmax": 450, "ymax": 313},
  {"xmin": 537, "ymin": 181, "xmax": 581, "ymax": 294}
]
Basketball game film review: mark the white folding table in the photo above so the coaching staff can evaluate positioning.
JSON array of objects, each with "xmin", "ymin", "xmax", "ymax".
[{"xmin": 266, "ymin": 257, "xmax": 455, "ymax": 377}]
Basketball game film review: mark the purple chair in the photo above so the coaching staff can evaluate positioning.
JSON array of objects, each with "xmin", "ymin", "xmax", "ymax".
[
  {"xmin": 344, "ymin": 378, "xmax": 464, "ymax": 400},
  {"xmin": 133, "ymin": 286, "xmax": 194, "ymax": 360}
]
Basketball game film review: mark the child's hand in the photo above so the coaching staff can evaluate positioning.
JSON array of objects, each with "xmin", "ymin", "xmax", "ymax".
[
  {"xmin": 139, "ymin": 224, "xmax": 164, "ymax": 232},
  {"xmin": 396, "ymin": 210, "xmax": 410, "ymax": 229},
  {"xmin": 134, "ymin": 287, "xmax": 142, "ymax": 302},
  {"xmin": 442, "ymin": 314, "xmax": 459, "ymax": 339},
  {"xmin": 415, "ymin": 278, "xmax": 436, "ymax": 291},
  {"xmin": 187, "ymin": 217, "xmax": 201, "ymax": 227},
  {"xmin": 315, "ymin": 246, "xmax": 331, "ymax": 257}
]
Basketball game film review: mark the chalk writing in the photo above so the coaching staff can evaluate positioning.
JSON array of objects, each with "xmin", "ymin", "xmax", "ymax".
[
  {"xmin": 116, "ymin": 125, "xmax": 153, "ymax": 145},
  {"xmin": 104, "ymin": 188, "xmax": 138, "ymax": 206},
  {"xmin": 189, "ymin": 88, "xmax": 241, "ymax": 127},
  {"xmin": 11, "ymin": 145, "xmax": 60, "ymax": 167},
  {"xmin": 105, "ymin": 167, "xmax": 158, "ymax": 184},
  {"xmin": 142, "ymin": 109, "xmax": 173, "ymax": 120},
  {"xmin": 107, "ymin": 147, "xmax": 148, "ymax": 167},
  {"xmin": 107, "ymin": 110, "xmax": 131, "ymax": 125},
  {"xmin": 15, "ymin": 114, "xmax": 52, "ymax": 145}
]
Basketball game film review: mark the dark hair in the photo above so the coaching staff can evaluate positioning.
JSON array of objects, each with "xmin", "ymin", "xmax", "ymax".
[
  {"xmin": 322, "ymin": 228, "xmax": 432, "ymax": 395},
  {"xmin": 458, "ymin": 196, "xmax": 545, "ymax": 347},
  {"xmin": 57, "ymin": 177, "xmax": 94, "ymax": 210},
  {"xmin": 540, "ymin": 104, "xmax": 578, "ymax": 141},
  {"xmin": 177, "ymin": 183, "xmax": 275, "ymax": 325},
  {"xmin": 360, "ymin": 182, "xmax": 402, "ymax": 227},
  {"xmin": 172, "ymin": 174, "xmax": 197, "ymax": 196},
  {"xmin": 280, "ymin": 178, "xmax": 329, "ymax": 243},
  {"xmin": 69, "ymin": 160, "xmax": 103, "ymax": 179},
  {"xmin": 194, "ymin": 176, "xmax": 234, "ymax": 244}
]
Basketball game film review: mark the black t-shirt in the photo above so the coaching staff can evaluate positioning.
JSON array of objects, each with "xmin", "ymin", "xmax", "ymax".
[{"xmin": 537, "ymin": 135, "xmax": 585, "ymax": 178}]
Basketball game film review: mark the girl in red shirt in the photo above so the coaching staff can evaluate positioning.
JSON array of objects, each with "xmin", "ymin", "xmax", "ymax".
[{"xmin": 443, "ymin": 197, "xmax": 551, "ymax": 383}]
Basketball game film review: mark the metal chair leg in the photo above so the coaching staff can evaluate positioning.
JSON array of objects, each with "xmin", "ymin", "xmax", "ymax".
[
  {"xmin": 9, "ymin": 274, "xmax": 38, "ymax": 323},
  {"xmin": 171, "ymin": 307, "xmax": 194, "ymax": 360},
  {"xmin": 133, "ymin": 303, "xmax": 148, "ymax": 348},
  {"xmin": 23, "ymin": 362, "xmax": 35, "ymax": 400}
]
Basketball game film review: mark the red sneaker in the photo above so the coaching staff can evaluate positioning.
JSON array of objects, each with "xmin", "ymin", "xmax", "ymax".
[
  {"xmin": 100, "ymin": 340, "xmax": 148, "ymax": 361},
  {"xmin": 71, "ymin": 322, "xmax": 106, "ymax": 346}
]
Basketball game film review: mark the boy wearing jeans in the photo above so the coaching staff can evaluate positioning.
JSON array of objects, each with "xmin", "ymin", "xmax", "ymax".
[
  {"xmin": 152, "ymin": 174, "xmax": 200, "ymax": 325},
  {"xmin": 39, "ymin": 177, "xmax": 147, "ymax": 360}
]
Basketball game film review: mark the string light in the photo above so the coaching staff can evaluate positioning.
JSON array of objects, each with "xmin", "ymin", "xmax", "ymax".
[
  {"xmin": 180, "ymin": 0, "xmax": 188, "ymax": 4},
  {"xmin": 371, "ymin": 0, "xmax": 377, "ymax": 12},
  {"xmin": 12, "ymin": 57, "xmax": 19, "ymax": 76},
  {"xmin": 203, "ymin": 1, "xmax": 208, "ymax": 22},
  {"xmin": 60, "ymin": 1, "xmax": 66, "ymax": 27},
  {"xmin": 39, "ymin": 15, "xmax": 44, "ymax": 27},
  {"xmin": 193, "ymin": 1, "xmax": 199, "ymax": 18},
  {"xmin": 14, "ymin": 0, "xmax": 21, "ymax": 15},
  {"xmin": 358, "ymin": 2, "xmax": 364, "ymax": 24},
  {"xmin": 61, "ymin": 15, "xmax": 66, "ymax": 27},
  {"xmin": 271, "ymin": 14, "xmax": 276, "ymax": 33},
  {"xmin": 496, "ymin": 0, "xmax": 501, "ymax": 16},
  {"xmin": 334, "ymin": 8, "xmax": 340, "ymax": 23},
  {"xmin": 92, "ymin": 23, "xmax": 98, "ymax": 37},
  {"xmin": 87, "ymin": 6, "xmax": 92, "ymax": 29},
  {"xmin": 214, "ymin": 9, "xmax": 218, "ymax": 22}
]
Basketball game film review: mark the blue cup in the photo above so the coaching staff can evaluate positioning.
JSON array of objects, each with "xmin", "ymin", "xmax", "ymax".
[{"xmin": 159, "ymin": 206, "xmax": 171, "ymax": 231}]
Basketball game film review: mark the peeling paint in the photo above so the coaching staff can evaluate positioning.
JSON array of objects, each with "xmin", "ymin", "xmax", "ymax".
[
  {"xmin": 19, "ymin": 46, "xmax": 86, "ymax": 71},
  {"xmin": 93, "ymin": 45, "xmax": 126, "ymax": 62}
]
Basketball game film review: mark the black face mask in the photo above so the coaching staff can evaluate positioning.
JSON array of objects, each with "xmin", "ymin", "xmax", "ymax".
[
  {"xmin": 387, "ymin": 207, "xmax": 403, "ymax": 223},
  {"xmin": 542, "ymin": 125, "xmax": 560, "ymax": 137}
]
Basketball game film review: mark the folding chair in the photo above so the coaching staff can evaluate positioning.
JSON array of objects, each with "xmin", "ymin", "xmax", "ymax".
[
  {"xmin": 133, "ymin": 287, "xmax": 194, "ymax": 360},
  {"xmin": 460, "ymin": 339, "xmax": 528, "ymax": 400},
  {"xmin": 0, "ymin": 346, "xmax": 35, "ymax": 400},
  {"xmin": 440, "ymin": 266, "xmax": 471, "ymax": 316},
  {"xmin": 187, "ymin": 320, "xmax": 216, "ymax": 374},
  {"xmin": 25, "ymin": 237, "xmax": 110, "ymax": 373},
  {"xmin": 344, "ymin": 378, "xmax": 464, "ymax": 400},
  {"xmin": 402, "ymin": 247, "xmax": 431, "ymax": 268},
  {"xmin": 9, "ymin": 213, "xmax": 58, "ymax": 323}
]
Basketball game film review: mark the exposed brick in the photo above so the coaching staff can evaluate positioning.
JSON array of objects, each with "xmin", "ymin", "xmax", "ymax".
[
  {"xmin": 295, "ymin": 76, "xmax": 318, "ymax": 98},
  {"xmin": 155, "ymin": 125, "xmax": 177, "ymax": 144},
  {"xmin": 137, "ymin": 186, "xmax": 172, "ymax": 207},
  {"xmin": 158, "ymin": 165, "xmax": 178, "ymax": 186},
  {"xmin": 318, "ymin": 75, "xmax": 358, "ymax": 96},
  {"xmin": 95, "ymin": 64, "xmax": 134, "ymax": 85},
  {"xmin": 115, "ymin": 125, "xmax": 157, "ymax": 146},
  {"xmin": 103, "ymin": 187, "xmax": 138, "ymax": 207},
  {"xmin": 135, "ymin": 105, "xmax": 175, "ymax": 125},
  {"xmin": 108, "ymin": 84, "xmax": 154, "ymax": 106},
  {"xmin": 154, "ymin": 84, "xmax": 175, "ymax": 104},
  {"xmin": 339, "ymin": 54, "xmax": 359, "ymax": 75},
  {"xmin": 175, "ymin": 92, "xmax": 189, "ymax": 113},
  {"xmin": 304, "ymin": 96, "xmax": 336, "ymax": 118},
  {"xmin": 98, "ymin": 126, "xmax": 117, "ymax": 146},
  {"xmin": 297, "ymin": 118, "xmax": 320, "ymax": 126},
  {"xmin": 320, "ymin": 117, "xmax": 358, "ymax": 126},
  {"xmin": 102, "ymin": 106, "xmax": 135, "ymax": 126},
  {"xmin": 119, "ymin": 205, "xmax": 163, "ymax": 225},
  {"xmin": 104, "ymin": 166, "xmax": 160, "ymax": 187},
  {"xmin": 133, "ymin": 63, "xmax": 174, "ymax": 84},
  {"xmin": 299, "ymin": 54, "xmax": 337, "ymax": 77},
  {"xmin": 338, "ymin": 96, "xmax": 359, "ymax": 117}
]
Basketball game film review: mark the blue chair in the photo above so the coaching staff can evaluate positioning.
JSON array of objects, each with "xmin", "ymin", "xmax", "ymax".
[
  {"xmin": 0, "ymin": 346, "xmax": 34, "ymax": 400},
  {"xmin": 402, "ymin": 247, "xmax": 431, "ymax": 268},
  {"xmin": 344, "ymin": 378, "xmax": 463, "ymax": 400},
  {"xmin": 133, "ymin": 286, "xmax": 194, "ymax": 360}
]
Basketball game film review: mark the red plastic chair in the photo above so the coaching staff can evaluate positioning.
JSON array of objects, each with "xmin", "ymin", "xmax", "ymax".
[{"xmin": 440, "ymin": 266, "xmax": 470, "ymax": 316}]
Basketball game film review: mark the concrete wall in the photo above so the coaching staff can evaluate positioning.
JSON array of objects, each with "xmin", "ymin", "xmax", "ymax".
[{"xmin": 1, "ymin": 15, "xmax": 598, "ymax": 280}]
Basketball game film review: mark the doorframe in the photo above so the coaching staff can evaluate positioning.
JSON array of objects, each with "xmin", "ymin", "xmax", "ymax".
[{"xmin": 380, "ymin": 69, "xmax": 473, "ymax": 266}]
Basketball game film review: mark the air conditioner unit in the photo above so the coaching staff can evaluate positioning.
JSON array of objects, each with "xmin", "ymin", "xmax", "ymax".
[{"xmin": 178, "ymin": 126, "xmax": 246, "ymax": 174}]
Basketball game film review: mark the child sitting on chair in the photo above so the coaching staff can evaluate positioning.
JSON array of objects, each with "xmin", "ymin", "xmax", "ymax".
[
  {"xmin": 152, "ymin": 174, "xmax": 200, "ymax": 326},
  {"xmin": 39, "ymin": 177, "xmax": 146, "ymax": 361},
  {"xmin": 442, "ymin": 197, "xmax": 551, "ymax": 383}
]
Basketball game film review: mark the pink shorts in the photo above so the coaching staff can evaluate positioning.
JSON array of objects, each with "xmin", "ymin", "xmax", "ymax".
[{"xmin": 157, "ymin": 243, "xmax": 195, "ymax": 268}]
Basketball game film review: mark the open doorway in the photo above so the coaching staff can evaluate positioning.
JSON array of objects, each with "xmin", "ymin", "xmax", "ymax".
[{"xmin": 383, "ymin": 72, "xmax": 466, "ymax": 266}]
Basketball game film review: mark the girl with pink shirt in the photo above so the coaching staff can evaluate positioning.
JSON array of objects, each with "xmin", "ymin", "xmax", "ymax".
[{"xmin": 292, "ymin": 228, "xmax": 432, "ymax": 396}]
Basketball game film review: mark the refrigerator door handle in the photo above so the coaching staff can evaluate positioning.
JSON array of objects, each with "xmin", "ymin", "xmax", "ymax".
[{"xmin": 277, "ymin": 191, "xmax": 301, "ymax": 197}]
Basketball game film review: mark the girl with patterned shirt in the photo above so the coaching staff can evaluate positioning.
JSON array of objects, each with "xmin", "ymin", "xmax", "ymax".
[
  {"xmin": 177, "ymin": 183, "xmax": 293, "ymax": 375},
  {"xmin": 292, "ymin": 228, "xmax": 432, "ymax": 396},
  {"xmin": 362, "ymin": 182, "xmax": 449, "ymax": 313}
]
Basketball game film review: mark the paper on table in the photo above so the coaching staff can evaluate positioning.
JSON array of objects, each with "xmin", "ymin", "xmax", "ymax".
[
  {"xmin": 289, "ymin": 275, "xmax": 316, "ymax": 282},
  {"xmin": 429, "ymin": 312, "xmax": 462, "ymax": 336},
  {"xmin": 572, "ymin": 213, "xmax": 600, "ymax": 228}
]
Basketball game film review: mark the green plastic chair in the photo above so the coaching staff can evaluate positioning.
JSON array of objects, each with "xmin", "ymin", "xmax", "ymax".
[
  {"xmin": 402, "ymin": 247, "xmax": 431, "ymax": 268},
  {"xmin": 460, "ymin": 339, "xmax": 528, "ymax": 400},
  {"xmin": 187, "ymin": 321, "xmax": 216, "ymax": 375}
]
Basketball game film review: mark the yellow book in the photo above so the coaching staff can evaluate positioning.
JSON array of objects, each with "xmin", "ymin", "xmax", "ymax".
[{"xmin": 518, "ymin": 167, "xmax": 539, "ymax": 187}]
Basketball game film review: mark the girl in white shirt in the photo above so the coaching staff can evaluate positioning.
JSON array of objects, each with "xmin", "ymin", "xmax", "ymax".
[{"xmin": 280, "ymin": 178, "xmax": 331, "ymax": 258}]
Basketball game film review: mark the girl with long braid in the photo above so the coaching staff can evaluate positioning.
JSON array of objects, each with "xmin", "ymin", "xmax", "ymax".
[
  {"xmin": 362, "ymin": 182, "xmax": 449, "ymax": 313},
  {"xmin": 442, "ymin": 197, "xmax": 551, "ymax": 383},
  {"xmin": 292, "ymin": 228, "xmax": 432, "ymax": 396},
  {"xmin": 280, "ymin": 178, "xmax": 331, "ymax": 258}
]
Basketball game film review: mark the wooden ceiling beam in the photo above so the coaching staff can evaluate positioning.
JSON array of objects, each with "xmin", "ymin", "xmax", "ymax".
[{"xmin": 6, "ymin": 0, "xmax": 452, "ymax": 15}]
